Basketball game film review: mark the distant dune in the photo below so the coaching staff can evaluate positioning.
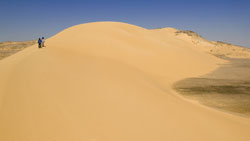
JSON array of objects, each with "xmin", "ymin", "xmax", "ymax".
[
  {"xmin": 0, "ymin": 22, "xmax": 250, "ymax": 141},
  {"xmin": 155, "ymin": 27, "xmax": 250, "ymax": 58}
]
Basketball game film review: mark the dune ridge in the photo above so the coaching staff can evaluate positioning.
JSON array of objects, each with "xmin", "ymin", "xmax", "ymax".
[
  {"xmin": 0, "ymin": 22, "xmax": 250, "ymax": 141},
  {"xmin": 159, "ymin": 28, "xmax": 250, "ymax": 58}
]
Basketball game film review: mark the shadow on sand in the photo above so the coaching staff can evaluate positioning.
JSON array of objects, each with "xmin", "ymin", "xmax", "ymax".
[{"xmin": 174, "ymin": 58, "xmax": 250, "ymax": 117}]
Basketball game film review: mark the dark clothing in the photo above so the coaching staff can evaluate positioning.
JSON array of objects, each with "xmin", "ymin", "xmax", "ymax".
[
  {"xmin": 38, "ymin": 39, "xmax": 42, "ymax": 44},
  {"xmin": 38, "ymin": 43, "xmax": 41, "ymax": 48},
  {"xmin": 38, "ymin": 39, "xmax": 42, "ymax": 48}
]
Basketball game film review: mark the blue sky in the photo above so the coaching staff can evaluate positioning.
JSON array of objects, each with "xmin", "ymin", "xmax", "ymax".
[{"xmin": 0, "ymin": 0, "xmax": 250, "ymax": 47}]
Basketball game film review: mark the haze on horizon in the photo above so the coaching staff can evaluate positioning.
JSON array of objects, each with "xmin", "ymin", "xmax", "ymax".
[{"xmin": 0, "ymin": 0, "xmax": 250, "ymax": 48}]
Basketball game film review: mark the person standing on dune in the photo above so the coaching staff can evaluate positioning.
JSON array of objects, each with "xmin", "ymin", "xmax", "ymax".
[
  {"xmin": 38, "ymin": 38, "xmax": 42, "ymax": 48},
  {"xmin": 41, "ymin": 37, "xmax": 45, "ymax": 47}
]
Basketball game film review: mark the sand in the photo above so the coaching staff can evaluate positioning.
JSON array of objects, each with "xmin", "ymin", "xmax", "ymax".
[
  {"xmin": 0, "ymin": 40, "xmax": 36, "ymax": 60},
  {"xmin": 174, "ymin": 58, "xmax": 250, "ymax": 118},
  {"xmin": 0, "ymin": 22, "xmax": 250, "ymax": 141},
  {"xmin": 156, "ymin": 27, "xmax": 250, "ymax": 58}
]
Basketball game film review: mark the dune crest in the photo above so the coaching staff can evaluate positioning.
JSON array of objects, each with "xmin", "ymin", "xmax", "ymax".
[
  {"xmin": 0, "ymin": 22, "xmax": 250, "ymax": 141},
  {"xmin": 155, "ymin": 28, "xmax": 250, "ymax": 58}
]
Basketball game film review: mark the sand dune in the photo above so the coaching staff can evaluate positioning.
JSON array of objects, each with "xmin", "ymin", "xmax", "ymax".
[
  {"xmin": 0, "ymin": 22, "xmax": 250, "ymax": 141},
  {"xmin": 159, "ymin": 28, "xmax": 250, "ymax": 58}
]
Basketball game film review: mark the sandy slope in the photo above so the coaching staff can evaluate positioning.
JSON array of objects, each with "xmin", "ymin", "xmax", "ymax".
[
  {"xmin": 0, "ymin": 22, "xmax": 250, "ymax": 141},
  {"xmin": 0, "ymin": 40, "xmax": 36, "ymax": 60},
  {"xmin": 154, "ymin": 27, "xmax": 250, "ymax": 58}
]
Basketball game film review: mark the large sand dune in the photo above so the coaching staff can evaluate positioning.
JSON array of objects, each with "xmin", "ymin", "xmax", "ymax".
[{"xmin": 0, "ymin": 22, "xmax": 250, "ymax": 141}]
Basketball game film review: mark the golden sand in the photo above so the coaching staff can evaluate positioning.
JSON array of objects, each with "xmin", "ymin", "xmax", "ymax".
[{"xmin": 0, "ymin": 22, "xmax": 250, "ymax": 141}]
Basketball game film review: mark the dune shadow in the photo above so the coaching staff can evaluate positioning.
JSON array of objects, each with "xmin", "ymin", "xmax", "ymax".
[{"xmin": 174, "ymin": 58, "xmax": 250, "ymax": 117}]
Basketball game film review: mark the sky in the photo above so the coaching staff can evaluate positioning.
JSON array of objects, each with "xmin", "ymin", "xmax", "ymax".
[{"xmin": 0, "ymin": 0, "xmax": 250, "ymax": 47}]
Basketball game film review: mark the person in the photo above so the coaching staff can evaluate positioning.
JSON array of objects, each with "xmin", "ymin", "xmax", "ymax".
[
  {"xmin": 41, "ymin": 37, "xmax": 45, "ymax": 47},
  {"xmin": 38, "ymin": 38, "xmax": 42, "ymax": 48}
]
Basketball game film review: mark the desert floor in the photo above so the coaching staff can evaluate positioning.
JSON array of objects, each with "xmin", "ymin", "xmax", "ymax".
[
  {"xmin": 0, "ymin": 40, "xmax": 36, "ymax": 60},
  {"xmin": 174, "ymin": 58, "xmax": 250, "ymax": 118}
]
